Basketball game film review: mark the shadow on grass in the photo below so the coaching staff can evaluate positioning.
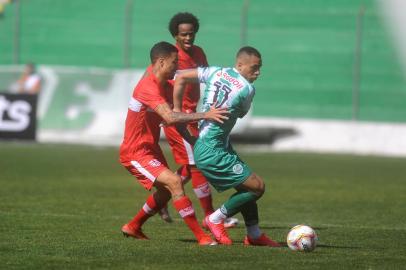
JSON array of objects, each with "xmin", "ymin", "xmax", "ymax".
[
  {"xmin": 179, "ymin": 238, "xmax": 287, "ymax": 247},
  {"xmin": 260, "ymin": 226, "xmax": 330, "ymax": 231},
  {"xmin": 260, "ymin": 225, "xmax": 292, "ymax": 230},
  {"xmin": 179, "ymin": 240, "xmax": 359, "ymax": 250},
  {"xmin": 317, "ymin": 244, "xmax": 360, "ymax": 249},
  {"xmin": 179, "ymin": 239, "xmax": 202, "ymax": 244}
]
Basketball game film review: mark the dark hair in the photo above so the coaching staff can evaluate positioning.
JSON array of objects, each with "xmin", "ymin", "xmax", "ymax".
[
  {"xmin": 168, "ymin": 12, "xmax": 200, "ymax": 37},
  {"xmin": 150, "ymin": 41, "xmax": 178, "ymax": 63},
  {"xmin": 236, "ymin": 46, "xmax": 261, "ymax": 59},
  {"xmin": 26, "ymin": 62, "xmax": 36, "ymax": 72}
]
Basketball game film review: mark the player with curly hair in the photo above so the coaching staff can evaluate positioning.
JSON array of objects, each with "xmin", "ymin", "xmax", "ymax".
[{"xmin": 158, "ymin": 12, "xmax": 239, "ymax": 229}]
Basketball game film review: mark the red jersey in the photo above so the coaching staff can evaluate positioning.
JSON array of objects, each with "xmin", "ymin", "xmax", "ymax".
[
  {"xmin": 176, "ymin": 44, "xmax": 208, "ymax": 112},
  {"xmin": 119, "ymin": 66, "xmax": 170, "ymax": 162},
  {"xmin": 162, "ymin": 45, "xmax": 208, "ymax": 165}
]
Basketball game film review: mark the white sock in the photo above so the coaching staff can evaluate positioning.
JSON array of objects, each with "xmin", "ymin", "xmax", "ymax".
[
  {"xmin": 209, "ymin": 209, "xmax": 227, "ymax": 224},
  {"xmin": 246, "ymin": 224, "xmax": 261, "ymax": 239}
]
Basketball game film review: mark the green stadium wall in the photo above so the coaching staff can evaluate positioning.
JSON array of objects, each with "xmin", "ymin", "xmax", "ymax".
[{"xmin": 1, "ymin": 0, "xmax": 406, "ymax": 122}]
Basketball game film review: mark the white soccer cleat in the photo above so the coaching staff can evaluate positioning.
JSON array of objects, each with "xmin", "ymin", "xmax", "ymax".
[{"xmin": 224, "ymin": 217, "xmax": 239, "ymax": 228}]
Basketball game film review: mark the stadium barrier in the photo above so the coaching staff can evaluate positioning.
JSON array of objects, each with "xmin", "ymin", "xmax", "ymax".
[
  {"xmin": 0, "ymin": 65, "xmax": 252, "ymax": 144},
  {"xmin": 1, "ymin": 65, "xmax": 406, "ymax": 157}
]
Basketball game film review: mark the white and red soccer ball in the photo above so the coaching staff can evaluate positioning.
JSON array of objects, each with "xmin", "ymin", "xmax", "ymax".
[{"xmin": 287, "ymin": 225, "xmax": 318, "ymax": 252}]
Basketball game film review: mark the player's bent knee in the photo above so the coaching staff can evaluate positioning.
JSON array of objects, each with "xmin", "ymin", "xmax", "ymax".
[
  {"xmin": 156, "ymin": 169, "xmax": 184, "ymax": 195},
  {"xmin": 251, "ymin": 174, "xmax": 265, "ymax": 197},
  {"xmin": 238, "ymin": 173, "xmax": 265, "ymax": 197},
  {"xmin": 257, "ymin": 182, "xmax": 265, "ymax": 198},
  {"xmin": 253, "ymin": 183, "xmax": 265, "ymax": 198}
]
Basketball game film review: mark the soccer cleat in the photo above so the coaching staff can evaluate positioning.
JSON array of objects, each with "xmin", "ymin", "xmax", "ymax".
[
  {"xmin": 243, "ymin": 233, "xmax": 281, "ymax": 247},
  {"xmin": 204, "ymin": 216, "xmax": 232, "ymax": 245},
  {"xmin": 224, "ymin": 217, "xmax": 239, "ymax": 228},
  {"xmin": 121, "ymin": 223, "xmax": 149, "ymax": 240},
  {"xmin": 202, "ymin": 217, "xmax": 239, "ymax": 230},
  {"xmin": 198, "ymin": 234, "xmax": 218, "ymax": 246},
  {"xmin": 158, "ymin": 206, "xmax": 173, "ymax": 223}
]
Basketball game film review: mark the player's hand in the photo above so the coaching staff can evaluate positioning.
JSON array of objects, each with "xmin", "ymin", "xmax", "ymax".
[{"xmin": 204, "ymin": 105, "xmax": 229, "ymax": 123}]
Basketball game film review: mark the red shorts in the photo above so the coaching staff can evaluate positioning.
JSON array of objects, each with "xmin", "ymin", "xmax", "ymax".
[
  {"xmin": 163, "ymin": 122, "xmax": 198, "ymax": 165},
  {"xmin": 121, "ymin": 150, "xmax": 169, "ymax": 191}
]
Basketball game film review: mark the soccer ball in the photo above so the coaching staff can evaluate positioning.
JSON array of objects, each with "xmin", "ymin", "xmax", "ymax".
[{"xmin": 287, "ymin": 225, "xmax": 318, "ymax": 252}]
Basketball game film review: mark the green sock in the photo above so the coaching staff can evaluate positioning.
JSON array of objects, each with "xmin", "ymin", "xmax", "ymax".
[{"xmin": 221, "ymin": 190, "xmax": 258, "ymax": 217}]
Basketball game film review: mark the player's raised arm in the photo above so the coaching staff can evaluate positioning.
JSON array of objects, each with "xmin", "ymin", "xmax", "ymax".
[
  {"xmin": 154, "ymin": 102, "xmax": 229, "ymax": 126},
  {"xmin": 173, "ymin": 69, "xmax": 200, "ymax": 112}
]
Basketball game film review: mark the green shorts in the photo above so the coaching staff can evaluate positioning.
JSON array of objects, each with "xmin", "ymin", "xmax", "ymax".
[{"xmin": 193, "ymin": 142, "xmax": 252, "ymax": 192}]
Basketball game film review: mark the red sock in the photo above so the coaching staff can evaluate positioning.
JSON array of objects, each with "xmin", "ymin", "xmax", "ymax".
[
  {"xmin": 190, "ymin": 168, "xmax": 214, "ymax": 216},
  {"xmin": 128, "ymin": 194, "xmax": 159, "ymax": 228},
  {"xmin": 173, "ymin": 196, "xmax": 205, "ymax": 240}
]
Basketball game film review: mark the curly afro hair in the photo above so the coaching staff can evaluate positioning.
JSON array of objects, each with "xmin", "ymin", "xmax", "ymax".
[{"xmin": 168, "ymin": 12, "xmax": 200, "ymax": 37}]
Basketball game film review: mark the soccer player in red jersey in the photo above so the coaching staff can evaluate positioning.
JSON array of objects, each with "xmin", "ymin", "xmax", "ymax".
[
  {"xmin": 158, "ymin": 12, "xmax": 239, "ymax": 228},
  {"xmin": 119, "ymin": 41, "xmax": 228, "ymax": 245}
]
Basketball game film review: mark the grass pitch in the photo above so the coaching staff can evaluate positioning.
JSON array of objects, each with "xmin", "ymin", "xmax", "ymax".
[{"xmin": 0, "ymin": 142, "xmax": 405, "ymax": 269}]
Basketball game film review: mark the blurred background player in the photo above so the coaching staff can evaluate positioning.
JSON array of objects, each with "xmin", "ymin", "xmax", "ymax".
[
  {"xmin": 173, "ymin": 46, "xmax": 281, "ymax": 246},
  {"xmin": 17, "ymin": 62, "xmax": 42, "ymax": 94},
  {"xmin": 119, "ymin": 41, "xmax": 229, "ymax": 245},
  {"xmin": 158, "ymin": 12, "xmax": 239, "ymax": 229}
]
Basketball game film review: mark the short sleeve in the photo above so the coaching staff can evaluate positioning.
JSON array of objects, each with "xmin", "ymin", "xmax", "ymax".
[
  {"xmin": 134, "ymin": 82, "xmax": 166, "ymax": 110},
  {"xmin": 197, "ymin": 66, "xmax": 220, "ymax": 83}
]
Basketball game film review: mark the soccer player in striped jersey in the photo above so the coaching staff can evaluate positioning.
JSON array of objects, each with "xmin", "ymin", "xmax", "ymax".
[{"xmin": 172, "ymin": 46, "xmax": 281, "ymax": 246}]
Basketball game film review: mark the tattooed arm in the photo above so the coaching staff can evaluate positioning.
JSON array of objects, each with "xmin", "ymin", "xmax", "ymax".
[{"xmin": 154, "ymin": 103, "xmax": 228, "ymax": 126}]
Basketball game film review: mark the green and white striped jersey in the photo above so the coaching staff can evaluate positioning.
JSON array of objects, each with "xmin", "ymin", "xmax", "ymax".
[{"xmin": 197, "ymin": 66, "xmax": 255, "ymax": 148}]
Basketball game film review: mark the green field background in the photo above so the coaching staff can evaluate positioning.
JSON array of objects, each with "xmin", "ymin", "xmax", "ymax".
[
  {"xmin": 0, "ymin": 143, "xmax": 405, "ymax": 269},
  {"xmin": 1, "ymin": 0, "xmax": 406, "ymax": 121}
]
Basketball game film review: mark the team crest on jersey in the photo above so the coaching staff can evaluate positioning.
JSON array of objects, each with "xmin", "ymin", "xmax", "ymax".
[
  {"xmin": 233, "ymin": 164, "xmax": 243, "ymax": 174},
  {"xmin": 149, "ymin": 159, "xmax": 162, "ymax": 167}
]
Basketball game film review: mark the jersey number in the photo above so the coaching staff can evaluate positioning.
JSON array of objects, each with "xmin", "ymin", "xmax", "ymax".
[{"xmin": 213, "ymin": 81, "xmax": 231, "ymax": 107}]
